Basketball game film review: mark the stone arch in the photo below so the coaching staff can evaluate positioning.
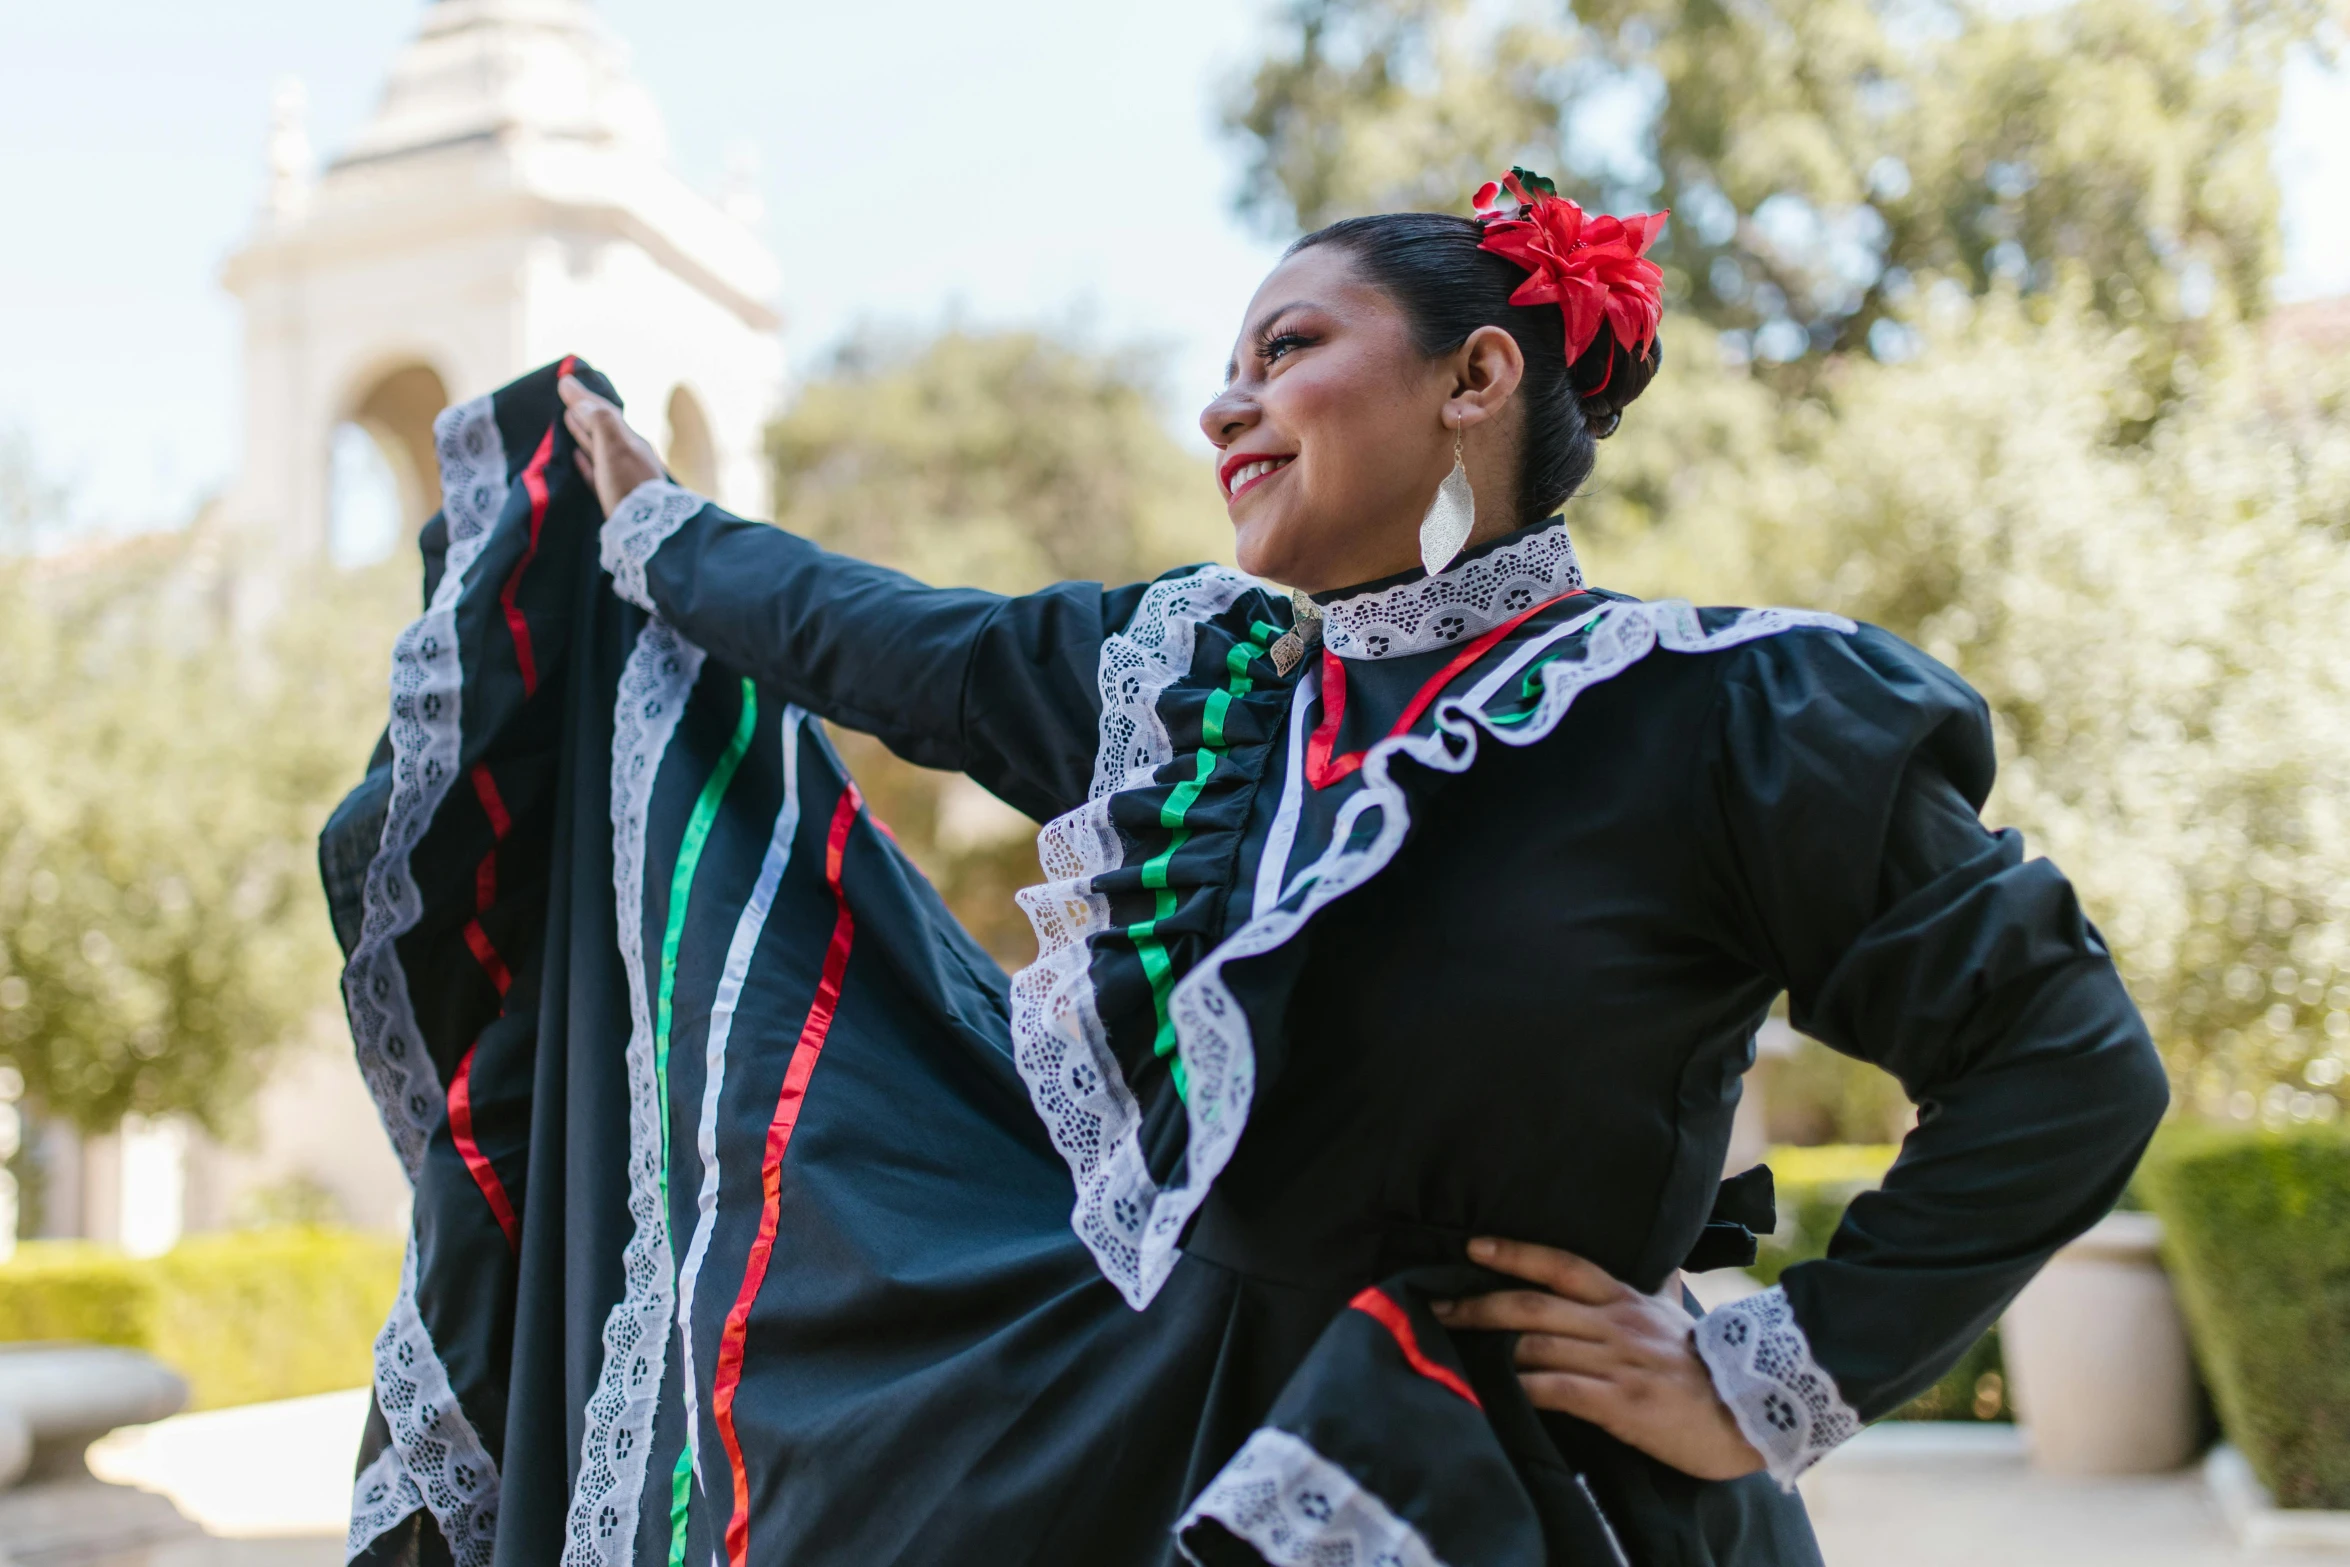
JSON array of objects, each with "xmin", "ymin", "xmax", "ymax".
[
  {"xmin": 664, "ymin": 384, "xmax": 718, "ymax": 495},
  {"xmin": 342, "ymin": 361, "xmax": 451, "ymax": 532}
]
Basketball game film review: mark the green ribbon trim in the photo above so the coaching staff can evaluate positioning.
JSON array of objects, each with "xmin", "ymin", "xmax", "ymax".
[
  {"xmin": 1121, "ymin": 622, "xmax": 1282, "ymax": 1102},
  {"xmin": 655, "ymin": 677, "xmax": 757, "ymax": 1567},
  {"xmin": 667, "ymin": 1445, "xmax": 693, "ymax": 1567},
  {"xmin": 656, "ymin": 678, "xmax": 759, "ymax": 1219}
]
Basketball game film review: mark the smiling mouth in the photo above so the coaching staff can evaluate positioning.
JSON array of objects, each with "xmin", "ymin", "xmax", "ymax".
[{"xmin": 1222, "ymin": 454, "xmax": 1294, "ymax": 502}]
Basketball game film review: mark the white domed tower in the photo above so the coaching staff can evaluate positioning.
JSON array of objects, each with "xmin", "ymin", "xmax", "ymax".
[{"xmin": 222, "ymin": 0, "xmax": 781, "ymax": 557}]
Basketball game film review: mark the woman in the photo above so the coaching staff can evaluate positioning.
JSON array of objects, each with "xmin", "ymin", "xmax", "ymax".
[{"xmin": 328, "ymin": 172, "xmax": 2164, "ymax": 1567}]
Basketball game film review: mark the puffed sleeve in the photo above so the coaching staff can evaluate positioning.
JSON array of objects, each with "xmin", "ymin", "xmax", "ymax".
[
  {"xmin": 1689, "ymin": 625, "xmax": 2169, "ymax": 1486},
  {"xmin": 599, "ymin": 479, "xmax": 1148, "ymax": 823}
]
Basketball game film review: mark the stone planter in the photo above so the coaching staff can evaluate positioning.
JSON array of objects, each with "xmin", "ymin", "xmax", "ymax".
[
  {"xmin": 0, "ymin": 1342, "xmax": 187, "ymax": 1484},
  {"xmin": 2206, "ymin": 1445, "xmax": 2350, "ymax": 1550},
  {"xmin": 2000, "ymin": 1211, "xmax": 2200, "ymax": 1474}
]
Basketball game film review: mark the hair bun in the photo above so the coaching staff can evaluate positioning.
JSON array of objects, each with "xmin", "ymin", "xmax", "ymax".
[{"xmin": 1572, "ymin": 333, "xmax": 1661, "ymax": 440}]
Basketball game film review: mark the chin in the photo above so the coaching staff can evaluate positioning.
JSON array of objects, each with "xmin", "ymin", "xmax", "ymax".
[{"xmin": 1230, "ymin": 517, "xmax": 1286, "ymax": 583}]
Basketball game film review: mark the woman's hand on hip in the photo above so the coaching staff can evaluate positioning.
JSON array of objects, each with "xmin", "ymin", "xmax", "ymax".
[
  {"xmin": 558, "ymin": 374, "xmax": 665, "ymax": 518},
  {"xmin": 1432, "ymin": 1236, "xmax": 1765, "ymax": 1482}
]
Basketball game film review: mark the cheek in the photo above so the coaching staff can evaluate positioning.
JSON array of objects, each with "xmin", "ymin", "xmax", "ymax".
[{"xmin": 1271, "ymin": 363, "xmax": 1395, "ymax": 497}]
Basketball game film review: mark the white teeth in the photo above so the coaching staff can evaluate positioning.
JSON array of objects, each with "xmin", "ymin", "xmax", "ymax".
[{"xmin": 1227, "ymin": 458, "xmax": 1287, "ymax": 496}]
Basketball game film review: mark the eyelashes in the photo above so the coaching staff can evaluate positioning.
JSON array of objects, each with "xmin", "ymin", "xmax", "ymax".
[{"xmin": 1259, "ymin": 331, "xmax": 1315, "ymax": 365}]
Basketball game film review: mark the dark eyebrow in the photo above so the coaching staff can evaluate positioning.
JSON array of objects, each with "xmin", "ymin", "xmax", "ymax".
[
  {"xmin": 1225, "ymin": 300, "xmax": 1325, "ymax": 385},
  {"xmin": 1248, "ymin": 300, "xmax": 1320, "ymax": 343}
]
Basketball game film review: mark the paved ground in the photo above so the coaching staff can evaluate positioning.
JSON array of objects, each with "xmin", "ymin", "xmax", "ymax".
[
  {"xmin": 1801, "ymin": 1424, "xmax": 2307, "ymax": 1566},
  {"xmin": 21, "ymin": 1391, "xmax": 2346, "ymax": 1566}
]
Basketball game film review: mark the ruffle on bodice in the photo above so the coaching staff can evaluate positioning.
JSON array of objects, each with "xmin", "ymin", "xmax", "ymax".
[{"xmin": 1013, "ymin": 574, "xmax": 1305, "ymax": 1300}]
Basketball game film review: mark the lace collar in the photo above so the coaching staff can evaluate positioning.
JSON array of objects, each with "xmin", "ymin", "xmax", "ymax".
[{"xmin": 1310, "ymin": 516, "xmax": 1585, "ymax": 660}]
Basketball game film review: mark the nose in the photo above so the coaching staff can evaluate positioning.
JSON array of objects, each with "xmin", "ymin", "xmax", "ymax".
[{"xmin": 1199, "ymin": 386, "xmax": 1257, "ymax": 447}]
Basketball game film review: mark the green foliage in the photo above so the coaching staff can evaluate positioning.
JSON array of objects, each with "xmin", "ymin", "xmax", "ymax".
[
  {"xmin": 767, "ymin": 330, "xmax": 1232, "ymax": 962},
  {"xmin": 2141, "ymin": 1128, "xmax": 2350, "ymax": 1507},
  {"xmin": 1226, "ymin": 0, "xmax": 2330, "ymax": 377},
  {"xmin": 1748, "ymin": 1143, "xmax": 1897, "ymax": 1287},
  {"xmin": 0, "ymin": 500, "xmax": 413, "ymax": 1132},
  {"xmin": 1748, "ymin": 1143, "xmax": 2010, "ymax": 1421},
  {"xmin": 1587, "ymin": 298, "xmax": 2350, "ymax": 1123},
  {"xmin": 1224, "ymin": 0, "xmax": 2350, "ymax": 1121},
  {"xmin": 769, "ymin": 330, "xmax": 1229, "ymax": 595},
  {"xmin": 0, "ymin": 1242, "xmax": 154, "ymax": 1348},
  {"xmin": 0, "ymin": 1226, "xmax": 402, "ymax": 1410},
  {"xmin": 1759, "ymin": 1036, "xmax": 1911, "ymax": 1147}
]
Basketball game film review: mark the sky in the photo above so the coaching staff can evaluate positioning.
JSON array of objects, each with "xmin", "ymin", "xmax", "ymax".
[{"xmin": 1, "ymin": 1, "xmax": 2346, "ymax": 539}]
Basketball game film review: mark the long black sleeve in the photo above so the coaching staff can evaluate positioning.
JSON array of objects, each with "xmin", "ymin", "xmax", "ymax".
[
  {"xmin": 616, "ymin": 491, "xmax": 1150, "ymax": 824},
  {"xmin": 1702, "ymin": 626, "xmax": 2170, "ymax": 1420}
]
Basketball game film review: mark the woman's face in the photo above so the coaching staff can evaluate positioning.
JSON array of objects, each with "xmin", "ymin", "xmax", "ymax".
[{"xmin": 1199, "ymin": 245, "xmax": 1521, "ymax": 593}]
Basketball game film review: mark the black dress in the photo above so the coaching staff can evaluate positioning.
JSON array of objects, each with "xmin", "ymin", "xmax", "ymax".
[{"xmin": 321, "ymin": 362, "xmax": 2167, "ymax": 1567}]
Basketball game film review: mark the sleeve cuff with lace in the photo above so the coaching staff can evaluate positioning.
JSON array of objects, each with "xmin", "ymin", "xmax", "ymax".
[
  {"xmin": 599, "ymin": 477, "xmax": 710, "ymax": 612},
  {"xmin": 1691, "ymin": 1284, "xmax": 1862, "ymax": 1490}
]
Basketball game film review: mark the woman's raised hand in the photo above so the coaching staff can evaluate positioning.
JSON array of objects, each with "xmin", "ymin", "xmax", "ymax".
[
  {"xmin": 1432, "ymin": 1237, "xmax": 1767, "ymax": 1482},
  {"xmin": 558, "ymin": 374, "xmax": 666, "ymax": 518}
]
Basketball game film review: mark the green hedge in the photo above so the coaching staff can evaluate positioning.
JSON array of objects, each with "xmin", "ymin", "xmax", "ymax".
[
  {"xmin": 0, "ymin": 1226, "xmax": 401, "ymax": 1410},
  {"xmin": 1746, "ymin": 1144, "xmax": 2009, "ymax": 1422},
  {"xmin": 2141, "ymin": 1127, "xmax": 2350, "ymax": 1509}
]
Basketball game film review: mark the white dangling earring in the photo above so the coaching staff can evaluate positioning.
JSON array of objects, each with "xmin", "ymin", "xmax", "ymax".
[{"xmin": 1419, "ymin": 423, "xmax": 1475, "ymax": 577}]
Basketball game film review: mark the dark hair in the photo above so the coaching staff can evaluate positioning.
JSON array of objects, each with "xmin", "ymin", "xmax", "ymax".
[{"xmin": 1287, "ymin": 211, "xmax": 1660, "ymax": 526}]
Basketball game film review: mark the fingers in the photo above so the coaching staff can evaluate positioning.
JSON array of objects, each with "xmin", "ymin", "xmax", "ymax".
[
  {"xmin": 559, "ymin": 375, "xmax": 623, "ymax": 449},
  {"xmin": 1516, "ymin": 1370, "xmax": 1618, "ymax": 1420},
  {"xmin": 1433, "ymin": 1288, "xmax": 1611, "ymax": 1340},
  {"xmin": 1467, "ymin": 1237, "xmax": 1627, "ymax": 1305},
  {"xmin": 1511, "ymin": 1331, "xmax": 1623, "ymax": 1375}
]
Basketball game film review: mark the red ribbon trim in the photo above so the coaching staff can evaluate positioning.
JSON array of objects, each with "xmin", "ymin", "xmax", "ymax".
[
  {"xmin": 498, "ymin": 353, "xmax": 577, "ymax": 696},
  {"xmin": 446, "ymin": 1043, "xmax": 520, "ymax": 1250},
  {"xmin": 1349, "ymin": 1286, "xmax": 1482, "ymax": 1409},
  {"xmin": 459, "ymin": 765, "xmax": 515, "ymax": 998},
  {"xmin": 714, "ymin": 781, "xmax": 863, "ymax": 1567},
  {"xmin": 1305, "ymin": 590, "xmax": 1590, "ymax": 789},
  {"xmin": 449, "ymin": 763, "xmax": 523, "ymax": 1250}
]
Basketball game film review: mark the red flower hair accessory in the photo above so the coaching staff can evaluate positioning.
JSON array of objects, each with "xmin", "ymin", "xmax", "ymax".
[{"xmin": 1473, "ymin": 168, "xmax": 1668, "ymax": 370}]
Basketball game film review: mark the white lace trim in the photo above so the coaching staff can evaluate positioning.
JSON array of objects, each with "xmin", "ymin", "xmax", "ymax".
[
  {"xmin": 1017, "ymin": 577, "xmax": 1853, "ymax": 1309},
  {"xmin": 561, "ymin": 618, "xmax": 704, "ymax": 1566},
  {"xmin": 342, "ymin": 393, "xmax": 505, "ymax": 1180},
  {"xmin": 1318, "ymin": 520, "xmax": 1585, "ymax": 660},
  {"xmin": 600, "ymin": 478, "xmax": 709, "ymax": 612},
  {"xmin": 343, "ymin": 394, "xmax": 506, "ymax": 1563},
  {"xmin": 1176, "ymin": 1427, "xmax": 1446, "ymax": 1567},
  {"xmin": 674, "ymin": 706, "xmax": 805, "ymax": 1496},
  {"xmin": 1249, "ymin": 671, "xmax": 1318, "ymax": 919},
  {"xmin": 1692, "ymin": 1284, "xmax": 1863, "ymax": 1489},
  {"xmin": 1008, "ymin": 567, "xmax": 1254, "ymax": 1304},
  {"xmin": 346, "ymin": 1443, "xmax": 420, "ymax": 1561},
  {"xmin": 367, "ymin": 1236, "xmax": 502, "ymax": 1566}
]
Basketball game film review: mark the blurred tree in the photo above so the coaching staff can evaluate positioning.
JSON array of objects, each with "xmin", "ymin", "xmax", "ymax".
[
  {"xmin": 767, "ymin": 329, "xmax": 1231, "ymax": 962},
  {"xmin": 0, "ymin": 455, "xmax": 412, "ymax": 1133},
  {"xmin": 770, "ymin": 330, "xmax": 1229, "ymax": 593},
  {"xmin": 1228, "ymin": 0, "xmax": 2350, "ymax": 1126},
  {"xmin": 1593, "ymin": 295, "xmax": 2350, "ymax": 1126},
  {"xmin": 1226, "ymin": 0, "xmax": 2334, "ymax": 381}
]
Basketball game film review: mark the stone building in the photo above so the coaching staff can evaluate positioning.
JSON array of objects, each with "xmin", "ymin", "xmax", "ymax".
[
  {"xmin": 25, "ymin": 0, "xmax": 783, "ymax": 1250},
  {"xmin": 224, "ymin": 0, "xmax": 781, "ymax": 558}
]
